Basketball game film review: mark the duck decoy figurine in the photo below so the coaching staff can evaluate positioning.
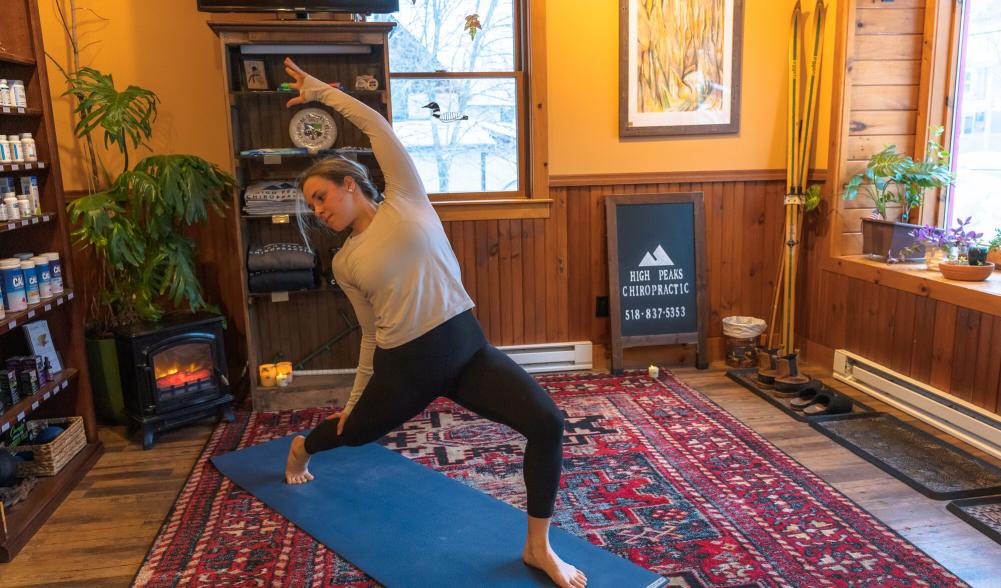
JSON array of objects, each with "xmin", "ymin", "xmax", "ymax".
[{"xmin": 424, "ymin": 101, "xmax": 469, "ymax": 123}]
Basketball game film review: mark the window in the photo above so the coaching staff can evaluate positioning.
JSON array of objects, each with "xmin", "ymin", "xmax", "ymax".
[
  {"xmin": 946, "ymin": 0, "xmax": 1001, "ymax": 234},
  {"xmin": 372, "ymin": 1, "xmax": 526, "ymax": 198}
]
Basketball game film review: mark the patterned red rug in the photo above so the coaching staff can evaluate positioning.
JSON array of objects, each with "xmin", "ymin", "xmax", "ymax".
[{"xmin": 132, "ymin": 370, "xmax": 964, "ymax": 587}]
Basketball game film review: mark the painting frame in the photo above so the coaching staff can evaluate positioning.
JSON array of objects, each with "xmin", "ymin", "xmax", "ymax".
[{"xmin": 619, "ymin": 0, "xmax": 745, "ymax": 137}]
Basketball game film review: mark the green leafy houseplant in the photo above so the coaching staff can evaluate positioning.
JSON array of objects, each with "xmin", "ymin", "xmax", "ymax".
[
  {"xmin": 64, "ymin": 68, "xmax": 235, "ymax": 334},
  {"xmin": 842, "ymin": 127, "xmax": 956, "ymax": 222}
]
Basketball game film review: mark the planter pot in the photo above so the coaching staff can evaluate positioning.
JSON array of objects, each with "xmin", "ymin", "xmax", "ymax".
[
  {"xmin": 989, "ymin": 249, "xmax": 1001, "ymax": 268},
  {"xmin": 938, "ymin": 261, "xmax": 995, "ymax": 282},
  {"xmin": 85, "ymin": 336, "xmax": 128, "ymax": 425},
  {"xmin": 861, "ymin": 218, "xmax": 924, "ymax": 261}
]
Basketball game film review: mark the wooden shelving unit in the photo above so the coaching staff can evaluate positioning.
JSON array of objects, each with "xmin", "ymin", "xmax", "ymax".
[
  {"xmin": 0, "ymin": 0, "xmax": 102, "ymax": 563},
  {"xmin": 210, "ymin": 20, "xmax": 393, "ymax": 407}
]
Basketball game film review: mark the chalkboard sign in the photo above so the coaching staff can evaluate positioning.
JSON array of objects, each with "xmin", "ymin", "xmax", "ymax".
[{"xmin": 605, "ymin": 192, "xmax": 708, "ymax": 372}]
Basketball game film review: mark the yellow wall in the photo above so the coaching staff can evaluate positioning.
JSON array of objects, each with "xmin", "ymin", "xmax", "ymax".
[
  {"xmin": 39, "ymin": 1, "xmax": 231, "ymax": 191},
  {"xmin": 546, "ymin": 0, "xmax": 836, "ymax": 175},
  {"xmin": 41, "ymin": 1, "xmax": 836, "ymax": 189}
]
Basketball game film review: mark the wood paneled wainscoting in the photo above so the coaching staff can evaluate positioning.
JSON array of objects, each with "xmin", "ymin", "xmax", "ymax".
[
  {"xmin": 444, "ymin": 170, "xmax": 808, "ymax": 369},
  {"xmin": 799, "ymin": 256, "xmax": 1001, "ymax": 417}
]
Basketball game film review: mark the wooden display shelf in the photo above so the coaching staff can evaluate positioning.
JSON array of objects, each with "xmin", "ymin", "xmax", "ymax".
[
  {"xmin": 0, "ymin": 107, "xmax": 41, "ymax": 117},
  {"xmin": 232, "ymin": 89, "xmax": 384, "ymax": 99},
  {"xmin": 0, "ymin": 213, "xmax": 54, "ymax": 234},
  {"xmin": 0, "ymin": 161, "xmax": 47, "ymax": 173},
  {"xmin": 0, "ymin": 441, "xmax": 104, "ymax": 562},
  {"xmin": 238, "ymin": 148, "xmax": 373, "ymax": 161},
  {"xmin": 248, "ymin": 284, "xmax": 337, "ymax": 300},
  {"xmin": 0, "ymin": 52, "xmax": 35, "ymax": 66},
  {"xmin": 0, "ymin": 369, "xmax": 79, "ymax": 434},
  {"xmin": 0, "ymin": 290, "xmax": 75, "ymax": 338}
]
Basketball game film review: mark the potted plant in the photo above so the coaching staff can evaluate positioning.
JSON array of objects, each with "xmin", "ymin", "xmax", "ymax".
[
  {"xmin": 843, "ymin": 127, "xmax": 956, "ymax": 261},
  {"xmin": 989, "ymin": 229, "xmax": 1001, "ymax": 268},
  {"xmin": 63, "ymin": 68, "xmax": 235, "ymax": 423},
  {"xmin": 933, "ymin": 218, "xmax": 994, "ymax": 281}
]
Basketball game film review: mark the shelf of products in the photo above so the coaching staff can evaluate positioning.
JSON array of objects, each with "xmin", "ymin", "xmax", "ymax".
[
  {"xmin": 0, "ymin": 369, "xmax": 79, "ymax": 434},
  {"xmin": 0, "ymin": 0, "xmax": 98, "ymax": 564},
  {"xmin": 0, "ymin": 290, "xmax": 75, "ymax": 338},
  {"xmin": 0, "ymin": 213, "xmax": 54, "ymax": 234},
  {"xmin": 0, "ymin": 441, "xmax": 103, "ymax": 562},
  {"xmin": 0, "ymin": 161, "xmax": 47, "ymax": 173}
]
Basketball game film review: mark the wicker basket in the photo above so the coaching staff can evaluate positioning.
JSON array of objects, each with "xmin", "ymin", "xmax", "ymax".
[{"xmin": 14, "ymin": 416, "xmax": 86, "ymax": 478}]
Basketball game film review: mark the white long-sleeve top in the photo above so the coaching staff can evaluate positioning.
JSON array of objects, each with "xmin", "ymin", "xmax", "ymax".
[{"xmin": 301, "ymin": 76, "xmax": 475, "ymax": 412}]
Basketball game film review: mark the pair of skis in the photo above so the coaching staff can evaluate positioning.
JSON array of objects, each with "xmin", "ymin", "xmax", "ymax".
[{"xmin": 767, "ymin": 1, "xmax": 827, "ymax": 356}]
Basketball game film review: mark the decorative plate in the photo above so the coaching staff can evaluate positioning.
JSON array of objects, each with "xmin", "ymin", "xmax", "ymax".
[{"xmin": 289, "ymin": 107, "xmax": 337, "ymax": 152}]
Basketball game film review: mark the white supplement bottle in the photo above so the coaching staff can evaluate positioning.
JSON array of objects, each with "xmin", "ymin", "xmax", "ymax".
[
  {"xmin": 0, "ymin": 79, "xmax": 10, "ymax": 107},
  {"xmin": 20, "ymin": 134, "xmax": 37, "ymax": 162},
  {"xmin": 0, "ymin": 136, "xmax": 10, "ymax": 163},
  {"xmin": 11, "ymin": 81, "xmax": 27, "ymax": 108},
  {"xmin": 7, "ymin": 135, "xmax": 22, "ymax": 163}
]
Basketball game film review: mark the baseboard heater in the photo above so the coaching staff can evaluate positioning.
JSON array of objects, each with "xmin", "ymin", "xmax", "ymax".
[
  {"xmin": 294, "ymin": 342, "xmax": 594, "ymax": 377},
  {"xmin": 496, "ymin": 341, "xmax": 593, "ymax": 374},
  {"xmin": 833, "ymin": 349, "xmax": 1001, "ymax": 461}
]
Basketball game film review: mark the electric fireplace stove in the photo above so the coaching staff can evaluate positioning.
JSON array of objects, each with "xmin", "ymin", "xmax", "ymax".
[{"xmin": 115, "ymin": 312, "xmax": 234, "ymax": 449}]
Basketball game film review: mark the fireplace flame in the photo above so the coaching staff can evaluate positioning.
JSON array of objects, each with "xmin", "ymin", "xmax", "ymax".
[{"xmin": 156, "ymin": 363, "xmax": 212, "ymax": 389}]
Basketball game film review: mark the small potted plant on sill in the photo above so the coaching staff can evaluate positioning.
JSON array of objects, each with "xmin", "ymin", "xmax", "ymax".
[
  {"xmin": 935, "ymin": 218, "xmax": 994, "ymax": 282},
  {"xmin": 842, "ymin": 127, "xmax": 956, "ymax": 261},
  {"xmin": 989, "ymin": 229, "xmax": 1001, "ymax": 267}
]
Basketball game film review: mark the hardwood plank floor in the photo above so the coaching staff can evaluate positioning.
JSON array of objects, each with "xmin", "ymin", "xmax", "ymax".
[{"xmin": 2, "ymin": 364, "xmax": 1000, "ymax": 587}]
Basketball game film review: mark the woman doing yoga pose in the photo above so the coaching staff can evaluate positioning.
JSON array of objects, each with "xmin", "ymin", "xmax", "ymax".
[{"xmin": 281, "ymin": 58, "xmax": 587, "ymax": 588}]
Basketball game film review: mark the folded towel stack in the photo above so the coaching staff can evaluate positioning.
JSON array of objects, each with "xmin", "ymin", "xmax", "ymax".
[
  {"xmin": 244, "ymin": 181, "xmax": 303, "ymax": 216},
  {"xmin": 247, "ymin": 243, "xmax": 320, "ymax": 293}
]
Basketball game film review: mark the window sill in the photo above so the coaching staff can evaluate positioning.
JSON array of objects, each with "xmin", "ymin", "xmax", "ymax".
[
  {"xmin": 431, "ymin": 198, "xmax": 551, "ymax": 221},
  {"xmin": 825, "ymin": 256, "xmax": 1001, "ymax": 317}
]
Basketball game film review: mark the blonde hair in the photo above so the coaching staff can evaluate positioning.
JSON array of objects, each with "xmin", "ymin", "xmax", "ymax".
[
  {"xmin": 294, "ymin": 156, "xmax": 383, "ymax": 252},
  {"xmin": 297, "ymin": 156, "xmax": 382, "ymax": 203}
]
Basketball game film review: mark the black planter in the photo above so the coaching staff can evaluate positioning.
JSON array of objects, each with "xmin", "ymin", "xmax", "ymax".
[{"xmin": 861, "ymin": 218, "xmax": 924, "ymax": 261}]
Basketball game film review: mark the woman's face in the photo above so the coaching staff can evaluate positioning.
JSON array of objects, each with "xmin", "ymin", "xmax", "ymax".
[{"xmin": 303, "ymin": 175, "xmax": 359, "ymax": 232}]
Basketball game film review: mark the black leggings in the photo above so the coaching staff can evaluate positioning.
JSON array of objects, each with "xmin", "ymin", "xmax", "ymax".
[{"xmin": 303, "ymin": 310, "xmax": 565, "ymax": 518}]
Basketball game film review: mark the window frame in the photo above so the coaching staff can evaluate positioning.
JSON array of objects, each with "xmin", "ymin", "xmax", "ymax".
[{"xmin": 382, "ymin": 0, "xmax": 544, "ymax": 203}]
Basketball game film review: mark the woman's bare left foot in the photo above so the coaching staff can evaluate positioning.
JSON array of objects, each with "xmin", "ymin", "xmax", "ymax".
[
  {"xmin": 284, "ymin": 435, "xmax": 314, "ymax": 484},
  {"xmin": 523, "ymin": 544, "xmax": 587, "ymax": 588}
]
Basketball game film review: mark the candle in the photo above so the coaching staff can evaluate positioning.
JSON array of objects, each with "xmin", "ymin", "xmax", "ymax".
[
  {"xmin": 276, "ymin": 372, "xmax": 290, "ymax": 387},
  {"xmin": 258, "ymin": 363, "xmax": 277, "ymax": 387},
  {"xmin": 648, "ymin": 365, "xmax": 659, "ymax": 379},
  {"xmin": 276, "ymin": 361, "xmax": 294, "ymax": 385}
]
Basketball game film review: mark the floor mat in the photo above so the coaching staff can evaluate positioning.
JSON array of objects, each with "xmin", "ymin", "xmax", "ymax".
[
  {"xmin": 947, "ymin": 495, "xmax": 1001, "ymax": 546},
  {"xmin": 811, "ymin": 412, "xmax": 1001, "ymax": 500}
]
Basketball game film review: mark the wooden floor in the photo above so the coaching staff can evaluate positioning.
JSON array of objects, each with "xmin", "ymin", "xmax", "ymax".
[{"xmin": 3, "ymin": 364, "xmax": 1001, "ymax": 587}]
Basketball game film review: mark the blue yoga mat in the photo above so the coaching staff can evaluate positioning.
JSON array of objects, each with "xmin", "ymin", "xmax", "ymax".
[{"xmin": 212, "ymin": 436, "xmax": 666, "ymax": 588}]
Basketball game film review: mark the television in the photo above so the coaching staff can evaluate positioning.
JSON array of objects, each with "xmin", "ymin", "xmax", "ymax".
[{"xmin": 197, "ymin": 0, "xmax": 399, "ymax": 13}]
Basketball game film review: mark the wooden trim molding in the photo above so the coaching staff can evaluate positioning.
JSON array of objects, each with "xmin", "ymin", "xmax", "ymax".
[
  {"xmin": 433, "ymin": 198, "xmax": 551, "ymax": 221},
  {"xmin": 549, "ymin": 169, "xmax": 828, "ymax": 188},
  {"xmin": 825, "ymin": 256, "xmax": 1001, "ymax": 318}
]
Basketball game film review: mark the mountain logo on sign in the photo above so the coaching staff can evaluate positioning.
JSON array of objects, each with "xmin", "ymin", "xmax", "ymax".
[{"xmin": 639, "ymin": 245, "xmax": 674, "ymax": 267}]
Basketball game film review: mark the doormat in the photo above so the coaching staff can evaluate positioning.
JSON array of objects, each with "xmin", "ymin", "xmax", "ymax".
[
  {"xmin": 947, "ymin": 495, "xmax": 1001, "ymax": 546},
  {"xmin": 811, "ymin": 412, "xmax": 1001, "ymax": 500},
  {"xmin": 726, "ymin": 367, "xmax": 872, "ymax": 422}
]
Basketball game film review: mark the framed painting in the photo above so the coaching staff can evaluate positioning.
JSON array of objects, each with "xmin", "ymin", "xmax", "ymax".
[{"xmin": 619, "ymin": 0, "xmax": 744, "ymax": 137}]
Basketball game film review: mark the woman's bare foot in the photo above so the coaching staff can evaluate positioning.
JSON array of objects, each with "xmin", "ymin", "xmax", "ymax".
[
  {"xmin": 284, "ymin": 435, "xmax": 314, "ymax": 484},
  {"xmin": 523, "ymin": 544, "xmax": 587, "ymax": 588}
]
